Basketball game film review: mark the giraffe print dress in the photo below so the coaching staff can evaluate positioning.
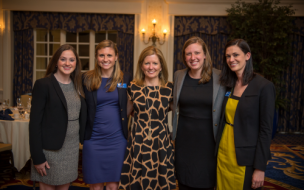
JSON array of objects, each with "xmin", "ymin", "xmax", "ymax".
[{"xmin": 119, "ymin": 82, "xmax": 176, "ymax": 190}]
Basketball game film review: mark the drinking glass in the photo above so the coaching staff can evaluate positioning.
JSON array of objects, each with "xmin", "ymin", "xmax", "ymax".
[
  {"xmin": 26, "ymin": 98, "xmax": 31, "ymax": 114},
  {"xmin": 2, "ymin": 100, "xmax": 7, "ymax": 115},
  {"xmin": 16, "ymin": 98, "xmax": 21, "ymax": 105},
  {"xmin": 17, "ymin": 102, "xmax": 24, "ymax": 119}
]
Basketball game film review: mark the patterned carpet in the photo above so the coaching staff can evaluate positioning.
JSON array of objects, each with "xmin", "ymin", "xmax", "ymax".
[
  {"xmin": 1, "ymin": 134, "xmax": 304, "ymax": 190},
  {"xmin": 265, "ymin": 134, "xmax": 304, "ymax": 190}
]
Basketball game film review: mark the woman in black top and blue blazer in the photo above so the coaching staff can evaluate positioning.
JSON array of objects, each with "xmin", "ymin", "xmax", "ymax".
[{"xmin": 215, "ymin": 39, "xmax": 275, "ymax": 190}]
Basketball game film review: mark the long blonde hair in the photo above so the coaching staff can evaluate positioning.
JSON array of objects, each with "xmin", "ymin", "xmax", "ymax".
[
  {"xmin": 182, "ymin": 36, "xmax": 212, "ymax": 84},
  {"xmin": 83, "ymin": 40, "xmax": 123, "ymax": 92},
  {"xmin": 134, "ymin": 46, "xmax": 168, "ymax": 86}
]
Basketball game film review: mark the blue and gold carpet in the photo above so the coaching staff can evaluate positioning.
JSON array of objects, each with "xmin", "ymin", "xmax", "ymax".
[
  {"xmin": 265, "ymin": 134, "xmax": 304, "ymax": 190},
  {"xmin": 1, "ymin": 134, "xmax": 304, "ymax": 190}
]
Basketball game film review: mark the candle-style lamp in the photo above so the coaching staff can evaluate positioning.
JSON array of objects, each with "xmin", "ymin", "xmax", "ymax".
[{"xmin": 142, "ymin": 19, "xmax": 167, "ymax": 46}]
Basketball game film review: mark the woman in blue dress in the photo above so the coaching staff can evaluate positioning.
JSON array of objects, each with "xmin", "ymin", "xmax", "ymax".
[{"xmin": 82, "ymin": 40, "xmax": 132, "ymax": 190}]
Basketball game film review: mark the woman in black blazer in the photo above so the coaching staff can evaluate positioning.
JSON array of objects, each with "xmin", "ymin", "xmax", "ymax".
[
  {"xmin": 216, "ymin": 39, "xmax": 275, "ymax": 190},
  {"xmin": 81, "ymin": 40, "xmax": 131, "ymax": 190},
  {"xmin": 29, "ymin": 44, "xmax": 86, "ymax": 190}
]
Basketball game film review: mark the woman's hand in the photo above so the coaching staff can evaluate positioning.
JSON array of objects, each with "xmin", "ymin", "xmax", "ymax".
[
  {"xmin": 251, "ymin": 169, "xmax": 265, "ymax": 189},
  {"xmin": 34, "ymin": 161, "xmax": 50, "ymax": 176},
  {"xmin": 126, "ymin": 98, "xmax": 134, "ymax": 117},
  {"xmin": 169, "ymin": 101, "xmax": 173, "ymax": 112}
]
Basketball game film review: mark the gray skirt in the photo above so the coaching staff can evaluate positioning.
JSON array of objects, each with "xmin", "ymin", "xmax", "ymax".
[{"xmin": 31, "ymin": 120, "xmax": 80, "ymax": 185}]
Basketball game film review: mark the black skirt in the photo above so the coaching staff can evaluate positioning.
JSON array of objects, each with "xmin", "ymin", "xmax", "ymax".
[{"xmin": 175, "ymin": 114, "xmax": 216, "ymax": 188}]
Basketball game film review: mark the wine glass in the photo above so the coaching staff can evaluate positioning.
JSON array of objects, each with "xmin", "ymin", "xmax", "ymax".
[
  {"xmin": 26, "ymin": 98, "xmax": 31, "ymax": 114},
  {"xmin": 17, "ymin": 102, "xmax": 24, "ymax": 119},
  {"xmin": 16, "ymin": 98, "xmax": 21, "ymax": 105},
  {"xmin": 2, "ymin": 100, "xmax": 7, "ymax": 115}
]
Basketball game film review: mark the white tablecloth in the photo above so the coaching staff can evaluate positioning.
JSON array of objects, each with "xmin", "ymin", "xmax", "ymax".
[{"xmin": 0, "ymin": 119, "xmax": 31, "ymax": 171}]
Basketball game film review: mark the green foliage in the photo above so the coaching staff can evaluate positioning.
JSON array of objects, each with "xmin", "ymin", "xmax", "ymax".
[
  {"xmin": 226, "ymin": 0, "xmax": 295, "ymax": 109},
  {"xmin": 275, "ymin": 88, "xmax": 290, "ymax": 110}
]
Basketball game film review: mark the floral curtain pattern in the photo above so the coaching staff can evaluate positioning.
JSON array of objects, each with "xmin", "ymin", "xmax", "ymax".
[
  {"xmin": 117, "ymin": 31, "xmax": 134, "ymax": 76},
  {"xmin": 278, "ymin": 17, "xmax": 304, "ymax": 133},
  {"xmin": 13, "ymin": 12, "xmax": 134, "ymax": 33},
  {"xmin": 13, "ymin": 11, "xmax": 134, "ymax": 101},
  {"xmin": 13, "ymin": 29, "xmax": 34, "ymax": 104},
  {"xmin": 174, "ymin": 16, "xmax": 230, "ymax": 72}
]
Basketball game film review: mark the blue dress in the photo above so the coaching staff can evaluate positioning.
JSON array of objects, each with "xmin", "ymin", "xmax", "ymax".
[{"xmin": 82, "ymin": 78, "xmax": 127, "ymax": 184}]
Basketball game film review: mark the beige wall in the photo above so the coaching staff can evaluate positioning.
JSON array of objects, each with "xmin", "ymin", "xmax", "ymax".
[{"xmin": 0, "ymin": 0, "xmax": 3, "ymax": 101}]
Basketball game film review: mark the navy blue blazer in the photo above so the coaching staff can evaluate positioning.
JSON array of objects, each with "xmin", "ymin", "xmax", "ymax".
[
  {"xmin": 83, "ymin": 73, "xmax": 132, "ymax": 140},
  {"xmin": 29, "ymin": 74, "xmax": 87, "ymax": 165},
  {"xmin": 215, "ymin": 74, "xmax": 275, "ymax": 171}
]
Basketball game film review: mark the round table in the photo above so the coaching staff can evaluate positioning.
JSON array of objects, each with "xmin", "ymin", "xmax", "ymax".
[{"xmin": 0, "ymin": 119, "xmax": 30, "ymax": 171}]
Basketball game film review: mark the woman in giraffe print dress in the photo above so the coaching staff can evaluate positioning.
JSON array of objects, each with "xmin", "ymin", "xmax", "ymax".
[{"xmin": 119, "ymin": 46, "xmax": 176, "ymax": 190}]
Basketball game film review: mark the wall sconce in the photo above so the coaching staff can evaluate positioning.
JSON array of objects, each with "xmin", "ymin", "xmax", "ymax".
[{"xmin": 142, "ymin": 19, "xmax": 167, "ymax": 46}]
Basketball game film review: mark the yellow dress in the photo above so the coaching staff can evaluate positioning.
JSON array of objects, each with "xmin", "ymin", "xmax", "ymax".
[{"xmin": 217, "ymin": 96, "xmax": 246, "ymax": 190}]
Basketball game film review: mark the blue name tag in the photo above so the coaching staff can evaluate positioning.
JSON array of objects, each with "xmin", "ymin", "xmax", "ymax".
[
  {"xmin": 117, "ymin": 83, "xmax": 127, "ymax": 88},
  {"xmin": 225, "ymin": 91, "xmax": 231, "ymax": 97}
]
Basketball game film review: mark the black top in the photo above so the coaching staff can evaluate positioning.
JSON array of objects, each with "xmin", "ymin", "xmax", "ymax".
[
  {"xmin": 179, "ymin": 73, "xmax": 213, "ymax": 119},
  {"xmin": 175, "ymin": 73, "xmax": 216, "ymax": 188}
]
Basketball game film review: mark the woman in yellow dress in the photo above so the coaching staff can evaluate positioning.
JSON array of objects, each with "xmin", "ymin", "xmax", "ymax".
[{"xmin": 216, "ymin": 39, "xmax": 275, "ymax": 190}]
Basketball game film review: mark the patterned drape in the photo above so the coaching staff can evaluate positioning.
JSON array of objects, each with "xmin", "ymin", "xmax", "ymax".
[
  {"xmin": 13, "ymin": 29, "xmax": 34, "ymax": 103},
  {"xmin": 13, "ymin": 12, "xmax": 134, "ymax": 102},
  {"xmin": 117, "ymin": 31, "xmax": 134, "ymax": 75},
  {"xmin": 278, "ymin": 17, "xmax": 304, "ymax": 133},
  {"xmin": 13, "ymin": 12, "xmax": 134, "ymax": 33},
  {"xmin": 174, "ymin": 16, "xmax": 230, "ymax": 72}
]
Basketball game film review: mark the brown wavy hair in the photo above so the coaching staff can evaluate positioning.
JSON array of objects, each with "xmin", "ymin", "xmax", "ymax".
[
  {"xmin": 45, "ymin": 44, "xmax": 84, "ymax": 98},
  {"xmin": 83, "ymin": 40, "xmax": 123, "ymax": 92},
  {"xmin": 182, "ymin": 36, "xmax": 213, "ymax": 84},
  {"xmin": 134, "ymin": 46, "xmax": 168, "ymax": 86}
]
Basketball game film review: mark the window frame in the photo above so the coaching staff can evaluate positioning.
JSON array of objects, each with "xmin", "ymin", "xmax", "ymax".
[{"xmin": 33, "ymin": 29, "xmax": 117, "ymax": 85}]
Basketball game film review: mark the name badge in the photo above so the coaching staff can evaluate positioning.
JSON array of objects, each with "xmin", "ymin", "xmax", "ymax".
[
  {"xmin": 117, "ymin": 83, "xmax": 127, "ymax": 88},
  {"xmin": 225, "ymin": 91, "xmax": 231, "ymax": 97}
]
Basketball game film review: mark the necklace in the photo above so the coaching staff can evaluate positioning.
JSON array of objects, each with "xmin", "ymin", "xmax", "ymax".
[{"xmin": 144, "ymin": 85, "xmax": 159, "ymax": 140}]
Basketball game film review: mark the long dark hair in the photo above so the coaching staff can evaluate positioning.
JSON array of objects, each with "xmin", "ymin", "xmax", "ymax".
[
  {"xmin": 45, "ymin": 44, "xmax": 84, "ymax": 98},
  {"xmin": 220, "ymin": 39, "xmax": 255, "ymax": 87}
]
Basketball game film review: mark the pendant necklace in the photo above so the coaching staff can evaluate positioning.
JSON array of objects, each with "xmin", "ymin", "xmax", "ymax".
[{"xmin": 144, "ymin": 85, "xmax": 159, "ymax": 140}]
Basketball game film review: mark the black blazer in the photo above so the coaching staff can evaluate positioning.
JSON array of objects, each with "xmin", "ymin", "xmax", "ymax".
[
  {"xmin": 29, "ymin": 74, "xmax": 87, "ymax": 165},
  {"xmin": 215, "ymin": 75, "xmax": 275, "ymax": 171},
  {"xmin": 83, "ymin": 73, "xmax": 132, "ymax": 140}
]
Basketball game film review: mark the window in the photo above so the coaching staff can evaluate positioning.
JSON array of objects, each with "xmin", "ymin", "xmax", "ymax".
[
  {"xmin": 66, "ymin": 31, "xmax": 90, "ymax": 71},
  {"xmin": 33, "ymin": 29, "xmax": 117, "ymax": 82},
  {"xmin": 34, "ymin": 29, "xmax": 62, "ymax": 81}
]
